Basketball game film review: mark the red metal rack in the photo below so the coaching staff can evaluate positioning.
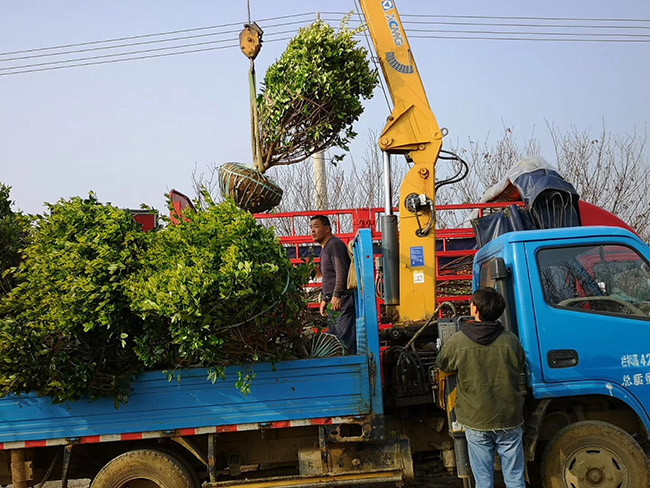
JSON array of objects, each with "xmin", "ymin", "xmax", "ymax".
[{"xmin": 254, "ymin": 203, "xmax": 516, "ymax": 320}]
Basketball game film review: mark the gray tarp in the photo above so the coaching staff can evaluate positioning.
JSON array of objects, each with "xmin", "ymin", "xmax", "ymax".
[{"xmin": 472, "ymin": 156, "xmax": 581, "ymax": 246}]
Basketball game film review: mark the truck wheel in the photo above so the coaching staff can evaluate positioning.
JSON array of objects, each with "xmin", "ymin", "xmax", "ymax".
[
  {"xmin": 541, "ymin": 420, "xmax": 649, "ymax": 488},
  {"xmin": 91, "ymin": 449, "xmax": 197, "ymax": 488}
]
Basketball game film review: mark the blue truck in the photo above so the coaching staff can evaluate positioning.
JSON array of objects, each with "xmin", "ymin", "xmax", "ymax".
[
  {"xmin": 470, "ymin": 225, "xmax": 650, "ymax": 487},
  {"xmin": 3, "ymin": 1, "xmax": 647, "ymax": 486},
  {"xmin": 1, "ymin": 226, "xmax": 650, "ymax": 487}
]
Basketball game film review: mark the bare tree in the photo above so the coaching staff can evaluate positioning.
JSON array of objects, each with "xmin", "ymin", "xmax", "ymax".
[
  {"xmin": 258, "ymin": 130, "xmax": 406, "ymax": 234},
  {"xmin": 192, "ymin": 125, "xmax": 649, "ymax": 239},
  {"xmin": 549, "ymin": 123, "xmax": 649, "ymax": 239},
  {"xmin": 434, "ymin": 124, "xmax": 648, "ymax": 239},
  {"xmin": 191, "ymin": 162, "xmax": 222, "ymax": 209},
  {"xmin": 193, "ymin": 130, "xmax": 404, "ymax": 211},
  {"xmin": 433, "ymin": 127, "xmax": 540, "ymax": 228},
  {"xmin": 344, "ymin": 132, "xmax": 407, "ymax": 209},
  {"xmin": 437, "ymin": 128, "xmax": 539, "ymax": 205}
]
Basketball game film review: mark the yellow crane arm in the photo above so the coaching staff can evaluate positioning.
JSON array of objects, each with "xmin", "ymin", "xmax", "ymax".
[{"xmin": 358, "ymin": 0, "xmax": 443, "ymax": 322}]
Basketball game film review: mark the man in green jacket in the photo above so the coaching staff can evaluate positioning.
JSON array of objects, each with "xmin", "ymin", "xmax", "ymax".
[{"xmin": 436, "ymin": 288, "xmax": 526, "ymax": 488}]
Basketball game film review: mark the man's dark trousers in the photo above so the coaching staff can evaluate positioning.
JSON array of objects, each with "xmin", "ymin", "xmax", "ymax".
[{"xmin": 328, "ymin": 292, "xmax": 356, "ymax": 354}]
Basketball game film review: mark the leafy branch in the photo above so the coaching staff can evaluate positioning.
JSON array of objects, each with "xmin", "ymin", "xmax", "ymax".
[{"xmin": 257, "ymin": 17, "xmax": 378, "ymax": 172}]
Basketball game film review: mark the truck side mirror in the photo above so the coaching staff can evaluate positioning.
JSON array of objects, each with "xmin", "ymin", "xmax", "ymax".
[{"xmin": 489, "ymin": 258, "xmax": 515, "ymax": 332}]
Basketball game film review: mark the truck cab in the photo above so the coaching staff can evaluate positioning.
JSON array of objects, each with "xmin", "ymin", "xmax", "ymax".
[{"xmin": 474, "ymin": 226, "xmax": 650, "ymax": 486}]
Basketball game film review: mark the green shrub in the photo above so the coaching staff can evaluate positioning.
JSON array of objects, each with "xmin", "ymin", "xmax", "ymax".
[
  {"xmin": 258, "ymin": 17, "xmax": 378, "ymax": 170},
  {"xmin": 0, "ymin": 183, "xmax": 31, "ymax": 296},
  {"xmin": 0, "ymin": 191, "xmax": 313, "ymax": 403},
  {"xmin": 0, "ymin": 194, "xmax": 146, "ymax": 403},
  {"xmin": 127, "ymin": 195, "xmax": 312, "ymax": 385}
]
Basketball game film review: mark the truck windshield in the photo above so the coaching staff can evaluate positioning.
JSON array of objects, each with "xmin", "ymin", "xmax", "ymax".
[{"xmin": 537, "ymin": 244, "xmax": 650, "ymax": 319}]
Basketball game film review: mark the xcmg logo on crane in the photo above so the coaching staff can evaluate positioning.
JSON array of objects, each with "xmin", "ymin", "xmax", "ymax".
[{"xmin": 380, "ymin": 1, "xmax": 405, "ymax": 46}]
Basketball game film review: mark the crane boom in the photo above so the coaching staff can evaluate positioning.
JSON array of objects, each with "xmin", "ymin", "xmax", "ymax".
[{"xmin": 358, "ymin": 0, "xmax": 443, "ymax": 322}]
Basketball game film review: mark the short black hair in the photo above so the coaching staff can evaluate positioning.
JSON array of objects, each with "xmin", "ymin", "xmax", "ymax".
[
  {"xmin": 310, "ymin": 215, "xmax": 331, "ymax": 228},
  {"xmin": 471, "ymin": 288, "xmax": 506, "ymax": 321}
]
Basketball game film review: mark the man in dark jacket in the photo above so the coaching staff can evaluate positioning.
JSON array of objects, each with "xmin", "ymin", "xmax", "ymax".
[
  {"xmin": 436, "ymin": 288, "xmax": 526, "ymax": 488},
  {"xmin": 310, "ymin": 215, "xmax": 356, "ymax": 354}
]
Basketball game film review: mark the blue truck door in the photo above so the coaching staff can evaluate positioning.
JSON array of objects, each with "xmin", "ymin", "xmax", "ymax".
[{"xmin": 527, "ymin": 239, "xmax": 650, "ymax": 410}]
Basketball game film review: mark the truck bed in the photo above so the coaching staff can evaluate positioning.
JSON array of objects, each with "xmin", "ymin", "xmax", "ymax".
[
  {"xmin": 0, "ymin": 230, "xmax": 382, "ymax": 448},
  {"xmin": 0, "ymin": 355, "xmax": 370, "ymax": 445}
]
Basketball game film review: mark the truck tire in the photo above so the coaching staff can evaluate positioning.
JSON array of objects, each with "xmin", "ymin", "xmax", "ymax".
[
  {"xmin": 91, "ymin": 449, "xmax": 197, "ymax": 488},
  {"xmin": 541, "ymin": 420, "xmax": 649, "ymax": 488}
]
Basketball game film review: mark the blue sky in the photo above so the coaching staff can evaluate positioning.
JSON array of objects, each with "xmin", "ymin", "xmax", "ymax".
[{"xmin": 1, "ymin": 0, "xmax": 648, "ymax": 215}]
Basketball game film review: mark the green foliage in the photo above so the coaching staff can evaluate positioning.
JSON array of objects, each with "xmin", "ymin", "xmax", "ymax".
[
  {"xmin": 0, "ymin": 190, "xmax": 313, "ymax": 403},
  {"xmin": 258, "ymin": 17, "xmax": 378, "ymax": 170},
  {"xmin": 0, "ymin": 183, "xmax": 31, "ymax": 296},
  {"xmin": 128, "ymin": 195, "xmax": 313, "ymax": 384},
  {"xmin": 0, "ymin": 194, "xmax": 147, "ymax": 402}
]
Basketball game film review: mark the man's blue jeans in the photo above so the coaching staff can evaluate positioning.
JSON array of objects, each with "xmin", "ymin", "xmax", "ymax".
[{"xmin": 464, "ymin": 426, "xmax": 526, "ymax": 488}]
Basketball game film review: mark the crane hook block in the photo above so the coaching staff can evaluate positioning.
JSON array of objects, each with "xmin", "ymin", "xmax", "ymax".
[{"xmin": 240, "ymin": 22, "xmax": 264, "ymax": 60}]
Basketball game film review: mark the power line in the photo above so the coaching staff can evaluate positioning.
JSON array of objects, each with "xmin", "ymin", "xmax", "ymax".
[
  {"xmin": 7, "ymin": 10, "xmax": 648, "ymax": 61},
  {"xmin": 0, "ymin": 12, "xmax": 314, "ymax": 57},
  {"xmin": 3, "ymin": 29, "xmax": 647, "ymax": 78},
  {"xmin": 0, "ymin": 20, "xmax": 312, "ymax": 63},
  {"xmin": 3, "ymin": 10, "xmax": 649, "ymax": 78},
  {"xmin": 352, "ymin": 0, "xmax": 391, "ymax": 111},
  {"xmin": 0, "ymin": 28, "xmax": 242, "ymax": 62},
  {"xmin": 321, "ymin": 16, "xmax": 650, "ymax": 42},
  {"xmin": 322, "ymin": 11, "xmax": 650, "ymax": 23},
  {"xmin": 409, "ymin": 34, "xmax": 650, "ymax": 43},
  {"xmin": 0, "ymin": 37, "xmax": 293, "ymax": 77},
  {"xmin": 404, "ymin": 13, "xmax": 650, "ymax": 23},
  {"xmin": 405, "ymin": 28, "xmax": 650, "ymax": 39},
  {"xmin": 0, "ymin": 28, "xmax": 304, "ymax": 73},
  {"xmin": 400, "ymin": 20, "xmax": 650, "ymax": 30},
  {"xmin": 402, "ymin": 20, "xmax": 650, "ymax": 29},
  {"xmin": 323, "ymin": 14, "xmax": 650, "ymax": 30},
  {"xmin": 0, "ymin": 38, "xmax": 237, "ymax": 72},
  {"xmin": 321, "ymin": 15, "xmax": 650, "ymax": 32}
]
